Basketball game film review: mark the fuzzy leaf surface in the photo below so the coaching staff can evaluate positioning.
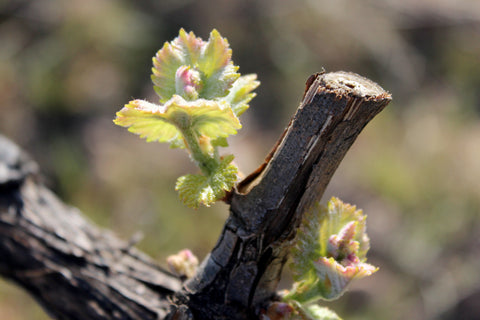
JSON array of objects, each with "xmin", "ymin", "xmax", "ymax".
[
  {"xmin": 114, "ymin": 99, "xmax": 183, "ymax": 145},
  {"xmin": 221, "ymin": 74, "xmax": 260, "ymax": 117},
  {"xmin": 114, "ymin": 96, "xmax": 241, "ymax": 146},
  {"xmin": 152, "ymin": 28, "xmax": 240, "ymax": 102},
  {"xmin": 288, "ymin": 197, "xmax": 377, "ymax": 303},
  {"xmin": 175, "ymin": 155, "xmax": 237, "ymax": 208}
]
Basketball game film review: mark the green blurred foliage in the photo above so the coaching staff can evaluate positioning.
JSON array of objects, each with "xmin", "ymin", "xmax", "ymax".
[{"xmin": 1, "ymin": 0, "xmax": 480, "ymax": 319}]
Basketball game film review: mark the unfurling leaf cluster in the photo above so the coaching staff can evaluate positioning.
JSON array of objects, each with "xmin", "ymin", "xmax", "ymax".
[
  {"xmin": 114, "ymin": 29, "xmax": 259, "ymax": 208},
  {"xmin": 283, "ymin": 197, "xmax": 377, "ymax": 319}
]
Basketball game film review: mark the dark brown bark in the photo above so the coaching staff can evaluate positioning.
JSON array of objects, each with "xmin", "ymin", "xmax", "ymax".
[
  {"xmin": 178, "ymin": 71, "xmax": 391, "ymax": 319},
  {"xmin": 0, "ymin": 71, "xmax": 391, "ymax": 319},
  {"xmin": 0, "ymin": 135, "xmax": 182, "ymax": 319}
]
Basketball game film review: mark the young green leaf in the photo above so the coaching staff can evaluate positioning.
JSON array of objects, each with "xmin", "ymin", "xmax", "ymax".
[
  {"xmin": 152, "ymin": 29, "xmax": 240, "ymax": 102},
  {"xmin": 114, "ymin": 99, "xmax": 184, "ymax": 146},
  {"xmin": 221, "ymin": 74, "xmax": 260, "ymax": 117},
  {"xmin": 151, "ymin": 42, "xmax": 186, "ymax": 103},
  {"xmin": 177, "ymin": 28, "xmax": 204, "ymax": 65},
  {"xmin": 115, "ymin": 28, "xmax": 260, "ymax": 209},
  {"xmin": 175, "ymin": 155, "xmax": 238, "ymax": 208},
  {"xmin": 287, "ymin": 197, "xmax": 377, "ymax": 303},
  {"xmin": 290, "ymin": 202, "xmax": 322, "ymax": 281},
  {"xmin": 318, "ymin": 198, "xmax": 370, "ymax": 260},
  {"xmin": 197, "ymin": 29, "xmax": 239, "ymax": 99},
  {"xmin": 114, "ymin": 96, "xmax": 241, "ymax": 147}
]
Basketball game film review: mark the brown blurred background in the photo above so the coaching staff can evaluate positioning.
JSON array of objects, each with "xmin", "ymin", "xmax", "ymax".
[{"xmin": 1, "ymin": 0, "xmax": 480, "ymax": 319}]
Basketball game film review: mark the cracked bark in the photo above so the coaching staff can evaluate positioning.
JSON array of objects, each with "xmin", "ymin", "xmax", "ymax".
[{"xmin": 0, "ymin": 71, "xmax": 391, "ymax": 319}]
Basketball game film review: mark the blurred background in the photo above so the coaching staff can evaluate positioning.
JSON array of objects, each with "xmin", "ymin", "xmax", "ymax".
[{"xmin": 1, "ymin": 0, "xmax": 479, "ymax": 319}]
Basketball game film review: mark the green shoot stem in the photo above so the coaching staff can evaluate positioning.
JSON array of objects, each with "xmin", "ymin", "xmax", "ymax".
[{"xmin": 181, "ymin": 127, "xmax": 218, "ymax": 176}]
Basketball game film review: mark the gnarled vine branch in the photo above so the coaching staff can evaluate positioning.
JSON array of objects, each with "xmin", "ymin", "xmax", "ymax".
[{"xmin": 0, "ymin": 71, "xmax": 391, "ymax": 320}]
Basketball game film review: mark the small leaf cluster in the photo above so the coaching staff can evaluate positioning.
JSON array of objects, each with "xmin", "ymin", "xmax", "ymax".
[
  {"xmin": 283, "ymin": 197, "xmax": 377, "ymax": 319},
  {"xmin": 114, "ymin": 29, "xmax": 259, "ymax": 208}
]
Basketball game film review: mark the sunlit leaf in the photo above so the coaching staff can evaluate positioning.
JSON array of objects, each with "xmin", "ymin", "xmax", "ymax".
[
  {"xmin": 175, "ymin": 97, "xmax": 241, "ymax": 139},
  {"xmin": 114, "ymin": 96, "xmax": 241, "ymax": 147},
  {"xmin": 152, "ymin": 42, "xmax": 185, "ymax": 103},
  {"xmin": 198, "ymin": 29, "xmax": 239, "ymax": 99},
  {"xmin": 312, "ymin": 256, "xmax": 377, "ymax": 300},
  {"xmin": 221, "ymin": 74, "xmax": 260, "ymax": 116},
  {"xmin": 287, "ymin": 197, "xmax": 377, "ymax": 302},
  {"xmin": 318, "ymin": 198, "xmax": 370, "ymax": 259},
  {"xmin": 176, "ymin": 155, "xmax": 238, "ymax": 208},
  {"xmin": 291, "ymin": 202, "xmax": 322, "ymax": 281},
  {"xmin": 211, "ymin": 137, "xmax": 229, "ymax": 147},
  {"xmin": 151, "ymin": 28, "xmax": 240, "ymax": 102},
  {"xmin": 114, "ymin": 99, "xmax": 183, "ymax": 145},
  {"xmin": 115, "ymin": 28, "xmax": 260, "ymax": 210},
  {"xmin": 177, "ymin": 28, "xmax": 204, "ymax": 65}
]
